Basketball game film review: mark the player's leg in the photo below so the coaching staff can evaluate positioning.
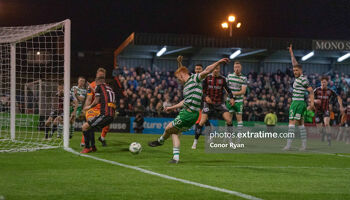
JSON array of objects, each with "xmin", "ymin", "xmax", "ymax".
[
  {"xmin": 56, "ymin": 116, "xmax": 64, "ymax": 138},
  {"xmin": 194, "ymin": 103, "xmax": 210, "ymax": 147},
  {"xmin": 222, "ymin": 112, "xmax": 233, "ymax": 125},
  {"xmin": 315, "ymin": 112, "xmax": 325, "ymax": 141},
  {"xmin": 51, "ymin": 116, "xmax": 60, "ymax": 138},
  {"xmin": 284, "ymin": 101, "xmax": 306, "ymax": 150},
  {"xmin": 81, "ymin": 108, "xmax": 98, "ymax": 147},
  {"xmin": 233, "ymin": 102, "xmax": 244, "ymax": 142},
  {"xmin": 323, "ymin": 116, "xmax": 331, "ymax": 146},
  {"xmin": 232, "ymin": 102, "xmax": 243, "ymax": 132},
  {"xmin": 44, "ymin": 116, "xmax": 53, "ymax": 139},
  {"xmin": 81, "ymin": 122, "xmax": 92, "ymax": 153},
  {"xmin": 91, "ymin": 116, "xmax": 114, "ymax": 152},
  {"xmin": 284, "ymin": 119, "xmax": 296, "ymax": 150},
  {"xmin": 346, "ymin": 123, "xmax": 350, "ymax": 144},
  {"xmin": 69, "ymin": 106, "xmax": 80, "ymax": 139},
  {"xmin": 193, "ymin": 113, "xmax": 208, "ymax": 149},
  {"xmin": 298, "ymin": 119, "xmax": 307, "ymax": 151},
  {"xmin": 171, "ymin": 132, "xmax": 181, "ymax": 163},
  {"xmin": 149, "ymin": 121, "xmax": 180, "ymax": 147},
  {"xmin": 220, "ymin": 101, "xmax": 232, "ymax": 126},
  {"xmin": 192, "ymin": 110, "xmax": 202, "ymax": 149},
  {"xmin": 149, "ymin": 122, "xmax": 181, "ymax": 163},
  {"xmin": 98, "ymin": 125, "xmax": 109, "ymax": 147},
  {"xmin": 149, "ymin": 109, "xmax": 199, "ymax": 162},
  {"xmin": 336, "ymin": 123, "xmax": 344, "ymax": 141},
  {"xmin": 284, "ymin": 101, "xmax": 297, "ymax": 150},
  {"xmin": 81, "ymin": 114, "xmax": 107, "ymax": 153}
]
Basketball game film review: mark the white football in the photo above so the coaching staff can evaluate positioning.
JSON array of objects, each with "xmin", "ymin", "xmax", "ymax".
[{"xmin": 129, "ymin": 142, "xmax": 142, "ymax": 154}]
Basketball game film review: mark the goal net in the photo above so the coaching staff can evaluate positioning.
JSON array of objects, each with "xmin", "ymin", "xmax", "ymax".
[{"xmin": 0, "ymin": 20, "xmax": 71, "ymax": 152}]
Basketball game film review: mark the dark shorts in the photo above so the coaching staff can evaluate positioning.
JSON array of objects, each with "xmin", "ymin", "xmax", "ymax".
[
  {"xmin": 202, "ymin": 102, "xmax": 229, "ymax": 115},
  {"xmin": 50, "ymin": 110, "xmax": 63, "ymax": 118},
  {"xmin": 88, "ymin": 115, "xmax": 114, "ymax": 130},
  {"xmin": 315, "ymin": 110, "xmax": 330, "ymax": 124}
]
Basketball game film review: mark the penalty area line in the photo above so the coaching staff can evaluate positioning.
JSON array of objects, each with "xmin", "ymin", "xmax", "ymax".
[{"xmin": 64, "ymin": 147, "xmax": 263, "ymax": 200}]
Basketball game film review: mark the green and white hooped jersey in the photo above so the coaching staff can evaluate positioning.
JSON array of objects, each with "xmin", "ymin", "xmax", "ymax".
[
  {"xmin": 70, "ymin": 86, "xmax": 87, "ymax": 107},
  {"xmin": 292, "ymin": 75, "xmax": 310, "ymax": 102},
  {"xmin": 183, "ymin": 74, "xmax": 203, "ymax": 112},
  {"xmin": 226, "ymin": 73, "xmax": 247, "ymax": 103}
]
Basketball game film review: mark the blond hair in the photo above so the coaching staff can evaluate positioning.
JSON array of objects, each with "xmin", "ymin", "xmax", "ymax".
[
  {"xmin": 97, "ymin": 67, "xmax": 106, "ymax": 74},
  {"xmin": 96, "ymin": 67, "xmax": 106, "ymax": 78}
]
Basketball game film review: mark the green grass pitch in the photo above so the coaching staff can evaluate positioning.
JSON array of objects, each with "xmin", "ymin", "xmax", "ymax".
[{"xmin": 0, "ymin": 132, "xmax": 350, "ymax": 200}]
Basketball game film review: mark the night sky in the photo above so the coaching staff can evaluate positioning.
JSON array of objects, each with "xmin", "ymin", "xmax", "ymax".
[{"xmin": 1, "ymin": 0, "xmax": 350, "ymax": 51}]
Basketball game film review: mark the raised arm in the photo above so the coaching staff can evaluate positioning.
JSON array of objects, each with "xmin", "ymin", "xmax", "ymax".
[
  {"xmin": 177, "ymin": 55, "xmax": 184, "ymax": 68},
  {"xmin": 199, "ymin": 58, "xmax": 230, "ymax": 80},
  {"xmin": 288, "ymin": 44, "xmax": 299, "ymax": 66}
]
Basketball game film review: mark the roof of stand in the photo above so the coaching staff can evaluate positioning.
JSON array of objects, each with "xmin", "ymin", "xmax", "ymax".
[{"xmin": 114, "ymin": 33, "xmax": 350, "ymax": 67}]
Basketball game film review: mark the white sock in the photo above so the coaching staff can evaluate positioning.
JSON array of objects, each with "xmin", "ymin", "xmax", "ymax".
[
  {"xmin": 193, "ymin": 139, "xmax": 198, "ymax": 146},
  {"xmin": 158, "ymin": 136, "xmax": 165, "ymax": 144},
  {"xmin": 286, "ymin": 125, "xmax": 295, "ymax": 147},
  {"xmin": 100, "ymin": 136, "xmax": 105, "ymax": 141},
  {"xmin": 173, "ymin": 147, "xmax": 180, "ymax": 160},
  {"xmin": 301, "ymin": 139, "xmax": 307, "ymax": 148},
  {"xmin": 237, "ymin": 122, "xmax": 243, "ymax": 133}
]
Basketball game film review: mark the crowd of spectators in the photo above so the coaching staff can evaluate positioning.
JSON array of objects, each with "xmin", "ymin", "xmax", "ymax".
[
  {"xmin": 2, "ymin": 65, "xmax": 348, "ymax": 124},
  {"xmin": 114, "ymin": 65, "xmax": 350, "ymax": 124}
]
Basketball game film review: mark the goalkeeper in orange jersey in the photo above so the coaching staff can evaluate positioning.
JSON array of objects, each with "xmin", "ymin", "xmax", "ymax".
[{"xmin": 80, "ymin": 68, "xmax": 110, "ymax": 147}]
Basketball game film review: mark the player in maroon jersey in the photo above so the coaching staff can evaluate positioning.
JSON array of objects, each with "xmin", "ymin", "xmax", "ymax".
[
  {"xmin": 346, "ymin": 97, "xmax": 350, "ymax": 127},
  {"xmin": 193, "ymin": 65, "xmax": 235, "ymax": 149},
  {"xmin": 313, "ymin": 76, "xmax": 344, "ymax": 146},
  {"xmin": 80, "ymin": 77, "xmax": 116, "ymax": 153},
  {"xmin": 345, "ymin": 97, "xmax": 350, "ymax": 144},
  {"xmin": 44, "ymin": 83, "xmax": 64, "ymax": 139}
]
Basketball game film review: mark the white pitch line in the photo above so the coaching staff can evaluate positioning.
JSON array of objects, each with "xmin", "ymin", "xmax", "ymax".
[
  {"xmin": 136, "ymin": 165, "xmax": 350, "ymax": 170},
  {"xmin": 335, "ymin": 154, "xmax": 350, "ymax": 158},
  {"xmin": 309, "ymin": 150, "xmax": 350, "ymax": 158},
  {"xmin": 64, "ymin": 147, "xmax": 263, "ymax": 200}
]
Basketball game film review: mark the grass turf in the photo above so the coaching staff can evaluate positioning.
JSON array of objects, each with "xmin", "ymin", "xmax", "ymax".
[{"xmin": 0, "ymin": 132, "xmax": 350, "ymax": 200}]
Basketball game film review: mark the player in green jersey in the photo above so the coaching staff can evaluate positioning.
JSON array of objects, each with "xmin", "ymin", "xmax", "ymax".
[
  {"xmin": 284, "ymin": 44, "xmax": 314, "ymax": 151},
  {"xmin": 226, "ymin": 61, "xmax": 247, "ymax": 137},
  {"xmin": 148, "ymin": 58, "xmax": 230, "ymax": 163}
]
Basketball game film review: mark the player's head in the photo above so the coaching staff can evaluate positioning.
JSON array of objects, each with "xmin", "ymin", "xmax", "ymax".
[
  {"xmin": 320, "ymin": 76, "xmax": 329, "ymax": 88},
  {"xmin": 96, "ymin": 67, "xmax": 106, "ymax": 79},
  {"xmin": 77, "ymin": 76, "xmax": 86, "ymax": 87},
  {"xmin": 95, "ymin": 76, "xmax": 105, "ymax": 85},
  {"xmin": 194, "ymin": 64, "xmax": 203, "ymax": 74},
  {"xmin": 293, "ymin": 65, "xmax": 302, "ymax": 77},
  {"xmin": 175, "ymin": 66, "xmax": 190, "ymax": 84},
  {"xmin": 233, "ymin": 61, "xmax": 242, "ymax": 75},
  {"xmin": 213, "ymin": 65, "xmax": 220, "ymax": 77}
]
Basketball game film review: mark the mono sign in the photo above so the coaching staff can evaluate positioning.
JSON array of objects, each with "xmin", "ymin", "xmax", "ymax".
[{"xmin": 313, "ymin": 40, "xmax": 350, "ymax": 51}]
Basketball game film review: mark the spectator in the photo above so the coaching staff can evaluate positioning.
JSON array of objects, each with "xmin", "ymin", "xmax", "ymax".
[
  {"xmin": 133, "ymin": 113, "xmax": 144, "ymax": 133},
  {"xmin": 264, "ymin": 109, "xmax": 277, "ymax": 132}
]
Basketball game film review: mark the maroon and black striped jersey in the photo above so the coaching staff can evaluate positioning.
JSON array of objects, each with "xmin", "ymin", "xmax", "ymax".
[
  {"xmin": 203, "ymin": 75, "xmax": 233, "ymax": 105},
  {"xmin": 95, "ymin": 83, "xmax": 116, "ymax": 116},
  {"xmin": 313, "ymin": 87, "xmax": 337, "ymax": 112},
  {"xmin": 56, "ymin": 92, "xmax": 64, "ymax": 113}
]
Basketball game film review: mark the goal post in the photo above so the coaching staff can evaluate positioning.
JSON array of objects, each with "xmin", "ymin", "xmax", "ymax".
[{"xmin": 0, "ymin": 19, "xmax": 71, "ymax": 152}]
